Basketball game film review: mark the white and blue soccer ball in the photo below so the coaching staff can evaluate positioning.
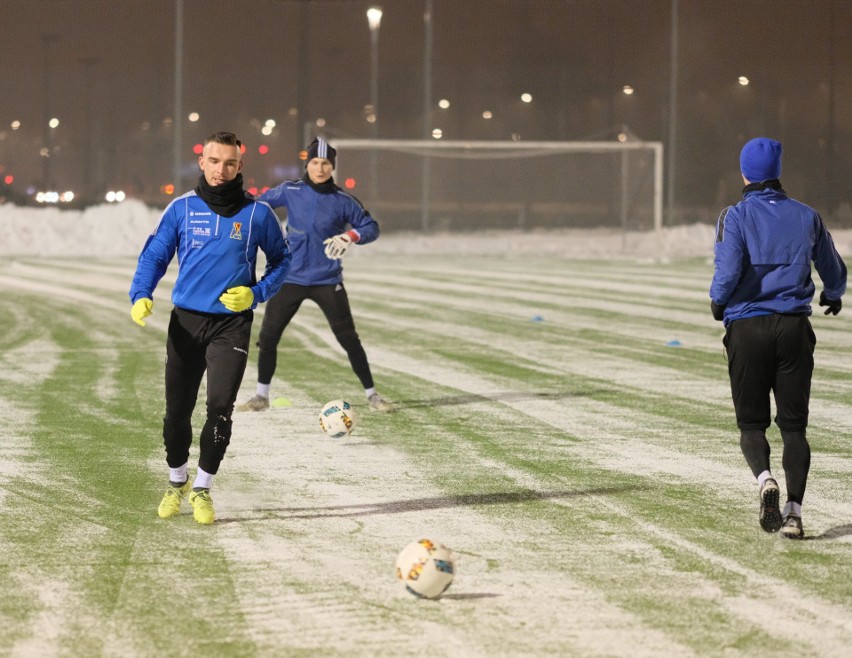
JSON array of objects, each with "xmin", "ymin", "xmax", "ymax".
[
  {"xmin": 318, "ymin": 399, "xmax": 356, "ymax": 438},
  {"xmin": 395, "ymin": 538, "xmax": 456, "ymax": 599}
]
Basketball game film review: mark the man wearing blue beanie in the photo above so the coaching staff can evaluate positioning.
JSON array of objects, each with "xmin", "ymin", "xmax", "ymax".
[{"xmin": 710, "ymin": 137, "xmax": 847, "ymax": 539}]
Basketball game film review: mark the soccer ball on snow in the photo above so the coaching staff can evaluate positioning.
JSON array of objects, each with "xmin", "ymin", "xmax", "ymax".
[
  {"xmin": 395, "ymin": 538, "xmax": 456, "ymax": 599},
  {"xmin": 318, "ymin": 399, "xmax": 356, "ymax": 438}
]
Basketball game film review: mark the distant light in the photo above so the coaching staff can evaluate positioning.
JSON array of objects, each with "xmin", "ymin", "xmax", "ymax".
[
  {"xmin": 316, "ymin": 118, "xmax": 326, "ymax": 127},
  {"xmin": 258, "ymin": 145, "xmax": 269, "ymax": 155},
  {"xmin": 37, "ymin": 191, "xmax": 60, "ymax": 204},
  {"xmin": 240, "ymin": 144, "xmax": 246, "ymax": 154},
  {"xmin": 141, "ymin": 121, "xmax": 151, "ymax": 130},
  {"xmin": 193, "ymin": 143, "xmax": 203, "ymax": 154},
  {"xmin": 48, "ymin": 118, "xmax": 60, "ymax": 128},
  {"xmin": 738, "ymin": 76, "xmax": 750, "ymax": 86},
  {"xmin": 261, "ymin": 125, "xmax": 273, "ymax": 136},
  {"xmin": 367, "ymin": 6, "xmax": 383, "ymax": 30},
  {"xmin": 288, "ymin": 107, "xmax": 298, "ymax": 116},
  {"xmin": 511, "ymin": 132, "xmax": 521, "ymax": 141},
  {"xmin": 39, "ymin": 147, "xmax": 50, "ymax": 157},
  {"xmin": 520, "ymin": 93, "xmax": 532, "ymax": 103},
  {"xmin": 438, "ymin": 99, "xmax": 450, "ymax": 109},
  {"xmin": 188, "ymin": 112, "xmax": 200, "ymax": 122},
  {"xmin": 482, "ymin": 111, "xmax": 493, "ymax": 119},
  {"xmin": 431, "ymin": 128, "xmax": 443, "ymax": 139},
  {"xmin": 247, "ymin": 187, "xmax": 258, "ymax": 196},
  {"xmin": 260, "ymin": 186, "xmax": 270, "ymax": 195},
  {"xmin": 365, "ymin": 114, "xmax": 377, "ymax": 124},
  {"xmin": 265, "ymin": 119, "xmax": 276, "ymax": 128},
  {"xmin": 4, "ymin": 175, "xmax": 13, "ymax": 184},
  {"xmin": 60, "ymin": 191, "xmax": 75, "ymax": 203},
  {"xmin": 344, "ymin": 177, "xmax": 356, "ymax": 189},
  {"xmin": 617, "ymin": 132, "xmax": 628, "ymax": 142},
  {"xmin": 622, "ymin": 85, "xmax": 634, "ymax": 95},
  {"xmin": 11, "ymin": 120, "xmax": 20, "ymax": 130},
  {"xmin": 163, "ymin": 184, "xmax": 175, "ymax": 195}
]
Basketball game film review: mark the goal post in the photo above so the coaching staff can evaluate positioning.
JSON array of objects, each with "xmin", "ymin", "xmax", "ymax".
[{"xmin": 330, "ymin": 139, "xmax": 663, "ymax": 240}]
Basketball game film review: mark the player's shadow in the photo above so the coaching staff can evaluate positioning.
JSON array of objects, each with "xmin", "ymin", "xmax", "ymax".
[
  {"xmin": 216, "ymin": 485, "xmax": 640, "ymax": 525},
  {"xmin": 801, "ymin": 523, "xmax": 852, "ymax": 541},
  {"xmin": 396, "ymin": 389, "xmax": 610, "ymax": 410}
]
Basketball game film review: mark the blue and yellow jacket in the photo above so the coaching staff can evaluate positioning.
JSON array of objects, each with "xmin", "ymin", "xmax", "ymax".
[{"xmin": 130, "ymin": 192, "xmax": 290, "ymax": 313}]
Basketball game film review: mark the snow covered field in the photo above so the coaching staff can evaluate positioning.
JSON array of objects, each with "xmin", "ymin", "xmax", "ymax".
[{"xmin": 1, "ymin": 201, "xmax": 851, "ymax": 657}]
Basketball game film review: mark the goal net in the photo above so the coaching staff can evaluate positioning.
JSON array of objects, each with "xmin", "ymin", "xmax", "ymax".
[{"xmin": 329, "ymin": 139, "xmax": 663, "ymax": 238}]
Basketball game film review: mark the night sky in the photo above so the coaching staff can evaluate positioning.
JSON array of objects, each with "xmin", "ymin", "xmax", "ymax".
[{"xmin": 1, "ymin": 0, "xmax": 850, "ymax": 218}]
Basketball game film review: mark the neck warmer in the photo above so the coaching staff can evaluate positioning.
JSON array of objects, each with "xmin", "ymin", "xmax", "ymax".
[
  {"xmin": 195, "ymin": 173, "xmax": 249, "ymax": 217},
  {"xmin": 303, "ymin": 172, "xmax": 336, "ymax": 195},
  {"xmin": 742, "ymin": 178, "xmax": 784, "ymax": 196}
]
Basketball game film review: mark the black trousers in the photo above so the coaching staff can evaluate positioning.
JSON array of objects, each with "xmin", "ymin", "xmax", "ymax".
[
  {"xmin": 162, "ymin": 307, "xmax": 252, "ymax": 475},
  {"xmin": 725, "ymin": 313, "xmax": 815, "ymax": 431},
  {"xmin": 256, "ymin": 283, "xmax": 374, "ymax": 390}
]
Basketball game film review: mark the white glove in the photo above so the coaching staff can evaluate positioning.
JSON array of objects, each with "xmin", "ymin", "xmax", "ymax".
[{"xmin": 323, "ymin": 233, "xmax": 354, "ymax": 260}]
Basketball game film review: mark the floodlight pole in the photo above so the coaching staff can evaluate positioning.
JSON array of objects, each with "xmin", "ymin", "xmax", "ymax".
[
  {"xmin": 420, "ymin": 0, "xmax": 433, "ymax": 232},
  {"xmin": 367, "ymin": 7, "xmax": 382, "ymax": 206},
  {"xmin": 173, "ymin": 0, "xmax": 184, "ymax": 193},
  {"xmin": 666, "ymin": 0, "xmax": 678, "ymax": 226}
]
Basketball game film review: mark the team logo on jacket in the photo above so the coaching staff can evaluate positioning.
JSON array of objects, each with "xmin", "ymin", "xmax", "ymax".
[{"xmin": 230, "ymin": 222, "xmax": 243, "ymax": 240}]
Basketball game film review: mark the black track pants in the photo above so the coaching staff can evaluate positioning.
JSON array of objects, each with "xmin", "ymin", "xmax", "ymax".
[
  {"xmin": 162, "ymin": 307, "xmax": 252, "ymax": 474},
  {"xmin": 725, "ymin": 313, "xmax": 815, "ymax": 432},
  {"xmin": 256, "ymin": 283, "xmax": 374, "ymax": 389}
]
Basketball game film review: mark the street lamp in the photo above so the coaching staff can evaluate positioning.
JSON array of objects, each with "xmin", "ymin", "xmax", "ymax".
[
  {"xmin": 367, "ymin": 6, "xmax": 382, "ymax": 203},
  {"xmin": 367, "ymin": 6, "xmax": 382, "ymax": 133}
]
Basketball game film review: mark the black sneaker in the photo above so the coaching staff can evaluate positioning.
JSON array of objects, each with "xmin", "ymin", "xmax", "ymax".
[
  {"xmin": 758, "ymin": 478, "xmax": 783, "ymax": 533},
  {"xmin": 780, "ymin": 514, "xmax": 804, "ymax": 540}
]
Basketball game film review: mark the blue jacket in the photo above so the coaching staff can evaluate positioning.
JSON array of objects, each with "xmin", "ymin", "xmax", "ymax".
[
  {"xmin": 710, "ymin": 186, "xmax": 847, "ymax": 327},
  {"xmin": 259, "ymin": 176, "xmax": 379, "ymax": 286},
  {"xmin": 129, "ymin": 192, "xmax": 290, "ymax": 313}
]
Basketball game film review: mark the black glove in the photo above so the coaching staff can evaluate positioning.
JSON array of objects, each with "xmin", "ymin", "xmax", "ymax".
[
  {"xmin": 710, "ymin": 301, "xmax": 726, "ymax": 321},
  {"xmin": 819, "ymin": 290, "xmax": 842, "ymax": 316}
]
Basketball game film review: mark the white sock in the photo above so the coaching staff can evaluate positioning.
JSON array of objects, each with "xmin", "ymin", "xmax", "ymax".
[
  {"xmin": 365, "ymin": 387, "xmax": 377, "ymax": 398},
  {"xmin": 257, "ymin": 383, "xmax": 271, "ymax": 398},
  {"xmin": 193, "ymin": 467, "xmax": 214, "ymax": 490},
  {"xmin": 756, "ymin": 470, "xmax": 774, "ymax": 488},
  {"xmin": 169, "ymin": 463, "xmax": 188, "ymax": 485},
  {"xmin": 783, "ymin": 501, "xmax": 802, "ymax": 518}
]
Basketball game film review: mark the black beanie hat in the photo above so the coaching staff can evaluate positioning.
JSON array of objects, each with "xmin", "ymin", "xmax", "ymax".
[{"xmin": 305, "ymin": 137, "xmax": 336, "ymax": 169}]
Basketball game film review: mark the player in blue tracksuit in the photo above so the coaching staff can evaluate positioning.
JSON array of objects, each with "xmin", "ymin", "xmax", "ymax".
[
  {"xmin": 238, "ymin": 137, "xmax": 393, "ymax": 413},
  {"xmin": 710, "ymin": 137, "xmax": 846, "ymax": 539},
  {"xmin": 130, "ymin": 131, "xmax": 291, "ymax": 524}
]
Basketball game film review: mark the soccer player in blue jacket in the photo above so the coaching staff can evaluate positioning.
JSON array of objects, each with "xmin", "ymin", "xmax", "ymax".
[
  {"xmin": 238, "ymin": 137, "xmax": 393, "ymax": 413},
  {"xmin": 130, "ymin": 131, "xmax": 291, "ymax": 524},
  {"xmin": 710, "ymin": 137, "xmax": 847, "ymax": 539}
]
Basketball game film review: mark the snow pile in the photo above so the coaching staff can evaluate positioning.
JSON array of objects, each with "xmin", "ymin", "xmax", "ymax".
[{"xmin": 2, "ymin": 200, "xmax": 850, "ymax": 261}]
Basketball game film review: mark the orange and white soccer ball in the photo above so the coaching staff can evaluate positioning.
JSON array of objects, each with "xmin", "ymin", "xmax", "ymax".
[{"xmin": 395, "ymin": 538, "xmax": 456, "ymax": 599}]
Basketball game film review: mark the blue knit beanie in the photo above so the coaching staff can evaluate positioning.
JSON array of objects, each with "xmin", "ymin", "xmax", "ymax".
[{"xmin": 740, "ymin": 137, "xmax": 782, "ymax": 182}]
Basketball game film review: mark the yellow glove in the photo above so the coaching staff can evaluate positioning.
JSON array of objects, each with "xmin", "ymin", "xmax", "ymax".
[
  {"xmin": 219, "ymin": 286, "xmax": 254, "ymax": 312},
  {"xmin": 131, "ymin": 298, "xmax": 153, "ymax": 326}
]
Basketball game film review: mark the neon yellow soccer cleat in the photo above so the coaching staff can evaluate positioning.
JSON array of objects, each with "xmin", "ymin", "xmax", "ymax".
[
  {"xmin": 158, "ymin": 479, "xmax": 192, "ymax": 519},
  {"xmin": 189, "ymin": 489, "xmax": 215, "ymax": 525}
]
